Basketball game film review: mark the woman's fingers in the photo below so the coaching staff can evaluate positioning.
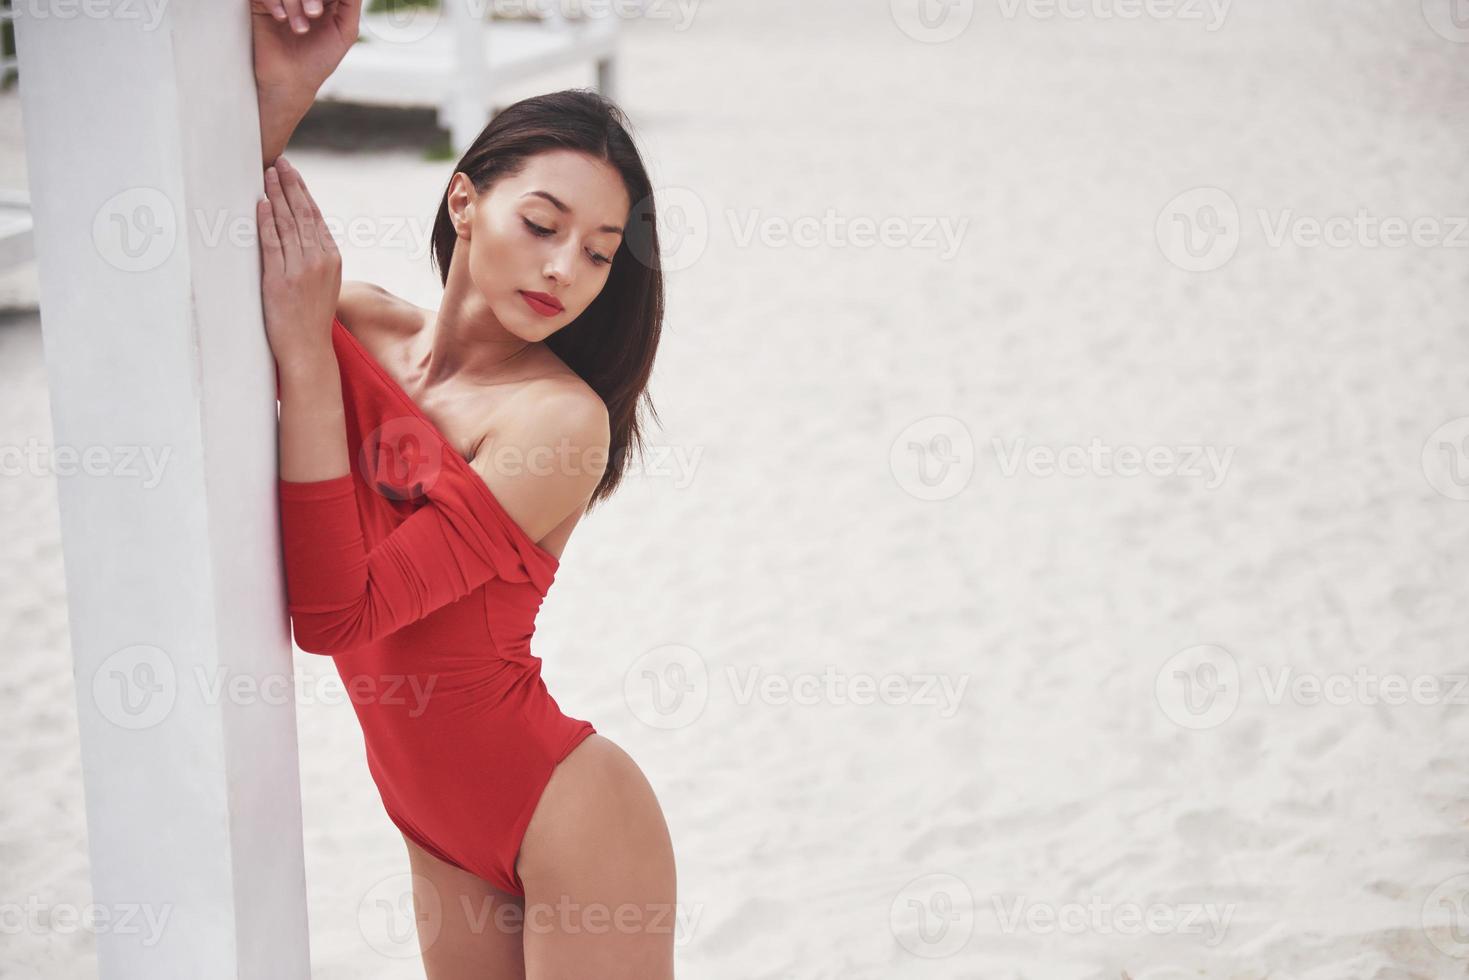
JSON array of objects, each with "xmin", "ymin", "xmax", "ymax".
[
  {"xmin": 274, "ymin": 159, "xmax": 319, "ymax": 257},
  {"xmin": 257, "ymin": 197, "xmax": 283, "ymax": 278},
  {"xmin": 280, "ymin": 0, "xmax": 314, "ymax": 34},
  {"xmin": 252, "ymin": 0, "xmax": 324, "ymax": 34},
  {"xmin": 264, "ymin": 165, "xmax": 303, "ymax": 273},
  {"xmin": 267, "ymin": 157, "xmax": 340, "ymax": 276},
  {"xmin": 249, "ymin": 0, "xmax": 288, "ymax": 21}
]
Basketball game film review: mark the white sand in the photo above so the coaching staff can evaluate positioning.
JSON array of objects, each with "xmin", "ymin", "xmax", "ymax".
[{"xmin": 3, "ymin": 1, "xmax": 1469, "ymax": 976}]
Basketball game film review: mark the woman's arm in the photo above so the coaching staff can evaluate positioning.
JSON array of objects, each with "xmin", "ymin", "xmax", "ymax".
[
  {"xmin": 260, "ymin": 157, "xmax": 346, "ymax": 481},
  {"xmin": 257, "ymin": 153, "xmax": 454, "ymax": 655},
  {"xmin": 251, "ymin": 0, "xmax": 361, "ymax": 167},
  {"xmin": 258, "ymin": 85, "xmax": 320, "ymax": 171},
  {"xmin": 277, "ymin": 401, "xmax": 609, "ymax": 655},
  {"xmin": 278, "ymin": 473, "xmax": 506, "ymax": 654},
  {"xmin": 255, "ymin": 118, "xmax": 503, "ymax": 656},
  {"xmin": 258, "ymin": 154, "xmax": 606, "ymax": 656},
  {"xmin": 252, "ymin": 90, "xmax": 497, "ymax": 656}
]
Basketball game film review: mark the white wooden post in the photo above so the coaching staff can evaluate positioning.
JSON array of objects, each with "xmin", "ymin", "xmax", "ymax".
[
  {"xmin": 14, "ymin": 3, "xmax": 311, "ymax": 978},
  {"xmin": 597, "ymin": 53, "xmax": 617, "ymax": 102},
  {"xmin": 443, "ymin": 0, "xmax": 491, "ymax": 156}
]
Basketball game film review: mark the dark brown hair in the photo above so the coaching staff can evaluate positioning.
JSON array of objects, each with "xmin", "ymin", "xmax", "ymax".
[{"xmin": 430, "ymin": 88, "xmax": 664, "ymax": 512}]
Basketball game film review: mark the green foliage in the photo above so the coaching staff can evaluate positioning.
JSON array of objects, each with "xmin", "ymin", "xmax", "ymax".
[
  {"xmin": 424, "ymin": 134, "xmax": 456, "ymax": 162},
  {"xmin": 365, "ymin": 0, "xmax": 440, "ymax": 11}
]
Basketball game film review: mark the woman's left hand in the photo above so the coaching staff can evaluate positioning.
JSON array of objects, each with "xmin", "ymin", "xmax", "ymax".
[
  {"xmin": 258, "ymin": 157, "xmax": 342, "ymax": 368},
  {"xmin": 250, "ymin": 0, "xmax": 360, "ymax": 94}
]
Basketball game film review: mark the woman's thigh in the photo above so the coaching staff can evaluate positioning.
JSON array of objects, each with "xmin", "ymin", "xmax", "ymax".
[
  {"xmin": 515, "ymin": 733, "xmax": 677, "ymax": 979},
  {"xmin": 402, "ymin": 832, "xmax": 527, "ymax": 980}
]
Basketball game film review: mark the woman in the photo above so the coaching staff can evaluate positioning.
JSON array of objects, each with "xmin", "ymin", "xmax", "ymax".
[{"xmin": 252, "ymin": 2, "xmax": 677, "ymax": 976}]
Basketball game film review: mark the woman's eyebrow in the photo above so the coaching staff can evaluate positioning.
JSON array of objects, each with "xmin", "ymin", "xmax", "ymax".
[{"xmin": 522, "ymin": 189, "xmax": 624, "ymax": 235}]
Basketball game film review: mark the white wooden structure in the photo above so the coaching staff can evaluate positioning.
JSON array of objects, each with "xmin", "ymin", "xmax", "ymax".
[
  {"xmin": 0, "ymin": 5, "xmax": 32, "ymax": 272},
  {"xmin": 14, "ymin": 3, "xmax": 311, "ymax": 978},
  {"xmin": 319, "ymin": 1, "xmax": 620, "ymax": 154},
  {"xmin": 0, "ymin": 188, "xmax": 33, "ymax": 272}
]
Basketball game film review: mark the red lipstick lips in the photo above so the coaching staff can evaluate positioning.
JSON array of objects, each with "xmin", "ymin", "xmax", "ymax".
[{"xmin": 520, "ymin": 291, "xmax": 563, "ymax": 317}]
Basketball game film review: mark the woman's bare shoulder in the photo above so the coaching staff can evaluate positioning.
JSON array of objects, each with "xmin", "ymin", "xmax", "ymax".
[
  {"xmin": 502, "ymin": 374, "xmax": 611, "ymax": 479},
  {"xmin": 336, "ymin": 280, "xmax": 424, "ymax": 341}
]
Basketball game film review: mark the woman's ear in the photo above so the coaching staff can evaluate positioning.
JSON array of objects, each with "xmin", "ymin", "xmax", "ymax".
[{"xmin": 448, "ymin": 172, "xmax": 475, "ymax": 240}]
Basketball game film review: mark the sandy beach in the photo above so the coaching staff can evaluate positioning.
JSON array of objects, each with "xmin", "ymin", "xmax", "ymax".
[{"xmin": 3, "ymin": 1, "xmax": 1469, "ymax": 977}]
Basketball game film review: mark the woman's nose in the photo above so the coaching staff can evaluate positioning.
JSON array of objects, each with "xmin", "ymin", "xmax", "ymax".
[
  {"xmin": 543, "ymin": 254, "xmax": 573, "ymax": 287},
  {"xmin": 555, "ymin": 236, "xmax": 587, "ymax": 279}
]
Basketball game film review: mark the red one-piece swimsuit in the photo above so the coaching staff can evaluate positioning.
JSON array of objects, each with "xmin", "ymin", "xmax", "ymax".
[{"xmin": 277, "ymin": 315, "xmax": 596, "ymax": 897}]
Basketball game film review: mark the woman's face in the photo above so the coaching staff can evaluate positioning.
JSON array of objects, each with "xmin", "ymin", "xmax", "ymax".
[{"xmin": 448, "ymin": 149, "xmax": 631, "ymax": 341}]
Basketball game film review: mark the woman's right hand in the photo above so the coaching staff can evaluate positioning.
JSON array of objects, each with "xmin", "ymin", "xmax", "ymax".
[
  {"xmin": 258, "ymin": 157, "xmax": 343, "ymax": 369},
  {"xmin": 250, "ymin": 0, "xmax": 361, "ymax": 96}
]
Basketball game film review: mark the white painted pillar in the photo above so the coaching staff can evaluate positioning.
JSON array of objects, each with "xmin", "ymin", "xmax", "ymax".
[
  {"xmin": 14, "ymin": 3, "xmax": 311, "ymax": 978},
  {"xmin": 443, "ymin": 0, "xmax": 491, "ymax": 155}
]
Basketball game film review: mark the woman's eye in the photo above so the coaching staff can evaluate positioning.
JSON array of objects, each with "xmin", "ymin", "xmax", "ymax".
[{"xmin": 526, "ymin": 217, "xmax": 611, "ymax": 266}]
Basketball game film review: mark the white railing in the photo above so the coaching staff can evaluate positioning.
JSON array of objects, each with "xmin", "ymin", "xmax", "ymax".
[{"xmin": 317, "ymin": 0, "xmax": 620, "ymax": 155}]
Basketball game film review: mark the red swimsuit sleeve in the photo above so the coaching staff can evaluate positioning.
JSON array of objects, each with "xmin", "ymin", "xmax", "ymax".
[{"xmin": 277, "ymin": 472, "xmax": 505, "ymax": 655}]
